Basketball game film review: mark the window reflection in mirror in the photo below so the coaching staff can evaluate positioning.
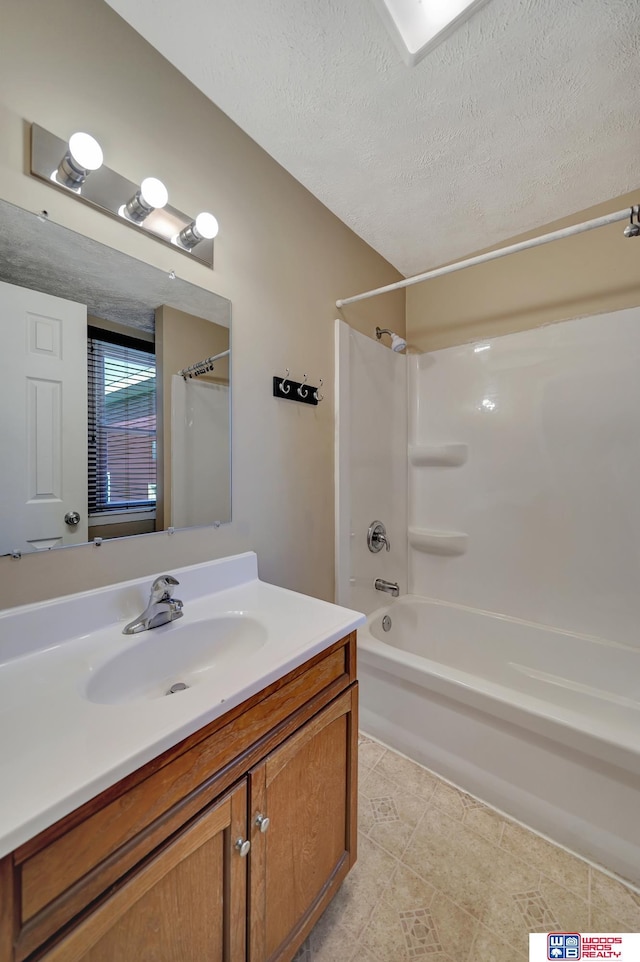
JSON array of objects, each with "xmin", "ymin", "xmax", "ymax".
[
  {"xmin": 0, "ymin": 198, "xmax": 231, "ymax": 556},
  {"xmin": 87, "ymin": 328, "xmax": 158, "ymax": 539}
]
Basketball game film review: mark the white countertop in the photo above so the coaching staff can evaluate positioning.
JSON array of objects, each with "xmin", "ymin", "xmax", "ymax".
[{"xmin": 0, "ymin": 552, "xmax": 365, "ymax": 858}]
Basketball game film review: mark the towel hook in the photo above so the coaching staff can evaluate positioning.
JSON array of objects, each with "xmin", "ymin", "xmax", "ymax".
[
  {"xmin": 279, "ymin": 368, "xmax": 291, "ymax": 394},
  {"xmin": 314, "ymin": 378, "xmax": 324, "ymax": 402},
  {"xmin": 297, "ymin": 373, "xmax": 309, "ymax": 398}
]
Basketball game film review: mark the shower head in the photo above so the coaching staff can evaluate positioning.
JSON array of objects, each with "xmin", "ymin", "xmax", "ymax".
[
  {"xmin": 390, "ymin": 334, "xmax": 407, "ymax": 352},
  {"xmin": 375, "ymin": 326, "xmax": 407, "ymax": 352}
]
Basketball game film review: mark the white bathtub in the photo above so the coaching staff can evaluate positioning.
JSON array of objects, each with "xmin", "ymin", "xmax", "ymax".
[{"xmin": 358, "ymin": 595, "xmax": 640, "ymax": 886}]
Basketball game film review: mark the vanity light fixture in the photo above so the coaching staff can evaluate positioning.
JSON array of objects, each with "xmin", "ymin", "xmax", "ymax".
[
  {"xmin": 53, "ymin": 132, "xmax": 103, "ymax": 189},
  {"xmin": 31, "ymin": 123, "xmax": 216, "ymax": 268},
  {"xmin": 175, "ymin": 212, "xmax": 219, "ymax": 251},
  {"xmin": 121, "ymin": 177, "xmax": 169, "ymax": 224}
]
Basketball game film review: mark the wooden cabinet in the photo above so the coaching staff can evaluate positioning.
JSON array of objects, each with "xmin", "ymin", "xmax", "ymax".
[
  {"xmin": 249, "ymin": 690, "xmax": 356, "ymax": 962},
  {"xmin": 38, "ymin": 782, "xmax": 248, "ymax": 962},
  {"xmin": 0, "ymin": 633, "xmax": 357, "ymax": 962}
]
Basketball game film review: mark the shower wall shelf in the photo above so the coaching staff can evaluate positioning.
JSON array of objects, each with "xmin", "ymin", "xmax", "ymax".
[
  {"xmin": 409, "ymin": 443, "xmax": 468, "ymax": 467},
  {"xmin": 408, "ymin": 528, "xmax": 468, "ymax": 556}
]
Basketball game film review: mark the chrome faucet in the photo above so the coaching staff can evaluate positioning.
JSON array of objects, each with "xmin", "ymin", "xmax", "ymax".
[
  {"xmin": 374, "ymin": 578, "xmax": 399, "ymax": 598},
  {"xmin": 123, "ymin": 575, "xmax": 184, "ymax": 634}
]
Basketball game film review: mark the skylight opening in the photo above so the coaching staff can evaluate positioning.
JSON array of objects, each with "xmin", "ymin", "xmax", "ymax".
[{"xmin": 372, "ymin": 0, "xmax": 490, "ymax": 66}]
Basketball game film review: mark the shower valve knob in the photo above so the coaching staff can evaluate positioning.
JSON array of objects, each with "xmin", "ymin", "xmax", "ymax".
[{"xmin": 368, "ymin": 520, "xmax": 390, "ymax": 553}]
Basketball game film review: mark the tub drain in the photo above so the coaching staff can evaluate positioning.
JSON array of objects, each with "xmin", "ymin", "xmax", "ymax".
[
  {"xmin": 382, "ymin": 615, "xmax": 392, "ymax": 632},
  {"xmin": 167, "ymin": 681, "xmax": 189, "ymax": 695}
]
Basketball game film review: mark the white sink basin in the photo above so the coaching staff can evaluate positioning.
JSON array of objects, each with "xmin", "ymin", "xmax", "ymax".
[
  {"xmin": 0, "ymin": 551, "xmax": 365, "ymax": 858},
  {"xmin": 85, "ymin": 615, "xmax": 268, "ymax": 704}
]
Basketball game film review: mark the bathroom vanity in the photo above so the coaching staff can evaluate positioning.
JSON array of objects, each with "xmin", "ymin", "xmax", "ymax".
[{"xmin": 0, "ymin": 553, "xmax": 364, "ymax": 962}]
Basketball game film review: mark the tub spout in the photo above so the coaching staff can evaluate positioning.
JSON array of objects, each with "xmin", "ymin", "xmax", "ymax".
[{"xmin": 374, "ymin": 578, "xmax": 399, "ymax": 598}]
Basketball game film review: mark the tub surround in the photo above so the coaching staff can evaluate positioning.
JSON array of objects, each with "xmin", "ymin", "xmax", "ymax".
[
  {"xmin": 337, "ymin": 307, "xmax": 640, "ymax": 887},
  {"xmin": 334, "ymin": 320, "xmax": 408, "ymax": 615},
  {"xmin": 0, "ymin": 551, "xmax": 365, "ymax": 857},
  {"xmin": 409, "ymin": 306, "xmax": 640, "ymax": 649}
]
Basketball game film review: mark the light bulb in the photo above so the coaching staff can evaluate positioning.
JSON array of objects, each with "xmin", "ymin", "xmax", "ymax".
[
  {"xmin": 176, "ymin": 211, "xmax": 219, "ymax": 249},
  {"xmin": 194, "ymin": 212, "xmax": 219, "ymax": 240},
  {"xmin": 54, "ymin": 131, "xmax": 103, "ymax": 188},
  {"xmin": 68, "ymin": 132, "xmax": 103, "ymax": 171},
  {"xmin": 139, "ymin": 177, "xmax": 168, "ymax": 210},
  {"xmin": 122, "ymin": 177, "xmax": 169, "ymax": 224}
]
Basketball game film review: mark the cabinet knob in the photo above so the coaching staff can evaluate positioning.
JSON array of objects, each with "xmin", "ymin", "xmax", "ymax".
[
  {"xmin": 235, "ymin": 837, "xmax": 251, "ymax": 857},
  {"xmin": 255, "ymin": 813, "xmax": 270, "ymax": 833}
]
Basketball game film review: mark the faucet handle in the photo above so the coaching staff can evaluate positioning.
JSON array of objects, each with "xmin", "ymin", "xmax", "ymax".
[
  {"xmin": 150, "ymin": 574, "xmax": 180, "ymax": 603},
  {"xmin": 368, "ymin": 521, "xmax": 391, "ymax": 553}
]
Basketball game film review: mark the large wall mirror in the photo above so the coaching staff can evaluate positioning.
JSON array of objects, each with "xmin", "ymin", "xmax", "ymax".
[{"xmin": 0, "ymin": 198, "xmax": 231, "ymax": 556}]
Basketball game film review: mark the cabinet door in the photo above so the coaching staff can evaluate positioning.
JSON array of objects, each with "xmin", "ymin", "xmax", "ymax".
[
  {"xmin": 39, "ymin": 780, "xmax": 248, "ymax": 962},
  {"xmin": 249, "ymin": 686, "xmax": 358, "ymax": 962}
]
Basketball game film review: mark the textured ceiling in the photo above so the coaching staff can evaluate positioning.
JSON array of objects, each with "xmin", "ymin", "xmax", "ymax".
[{"xmin": 106, "ymin": 0, "xmax": 640, "ymax": 276}]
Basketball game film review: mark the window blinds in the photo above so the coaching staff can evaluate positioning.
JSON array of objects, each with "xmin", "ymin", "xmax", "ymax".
[{"xmin": 87, "ymin": 329, "xmax": 157, "ymax": 515}]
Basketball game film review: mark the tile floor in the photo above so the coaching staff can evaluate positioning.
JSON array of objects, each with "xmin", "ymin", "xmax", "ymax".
[{"xmin": 294, "ymin": 733, "xmax": 640, "ymax": 961}]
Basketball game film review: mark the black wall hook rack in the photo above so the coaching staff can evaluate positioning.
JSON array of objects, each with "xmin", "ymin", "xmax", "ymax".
[{"xmin": 273, "ymin": 374, "xmax": 319, "ymax": 406}]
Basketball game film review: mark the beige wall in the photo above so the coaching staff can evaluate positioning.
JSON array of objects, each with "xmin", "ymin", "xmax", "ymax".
[
  {"xmin": 0, "ymin": 0, "xmax": 404, "ymax": 609},
  {"xmin": 156, "ymin": 305, "xmax": 230, "ymax": 528},
  {"xmin": 407, "ymin": 190, "xmax": 640, "ymax": 351}
]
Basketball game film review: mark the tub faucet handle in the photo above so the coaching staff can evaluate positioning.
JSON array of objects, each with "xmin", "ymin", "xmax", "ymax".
[{"xmin": 368, "ymin": 521, "xmax": 390, "ymax": 553}]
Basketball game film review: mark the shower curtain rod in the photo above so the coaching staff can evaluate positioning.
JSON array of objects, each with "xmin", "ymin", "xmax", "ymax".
[
  {"xmin": 178, "ymin": 348, "xmax": 230, "ymax": 379},
  {"xmin": 335, "ymin": 206, "xmax": 633, "ymax": 308}
]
